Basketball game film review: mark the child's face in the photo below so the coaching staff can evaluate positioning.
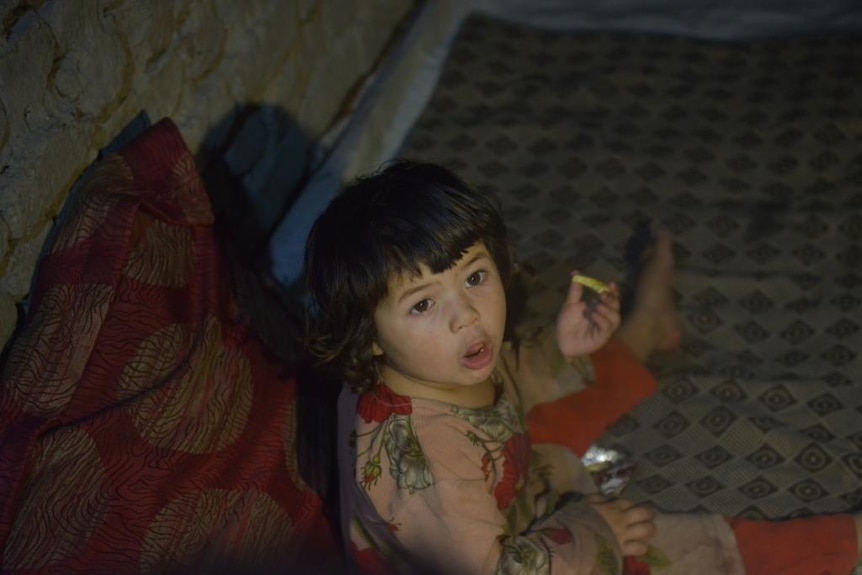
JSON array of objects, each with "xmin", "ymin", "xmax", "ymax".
[{"xmin": 371, "ymin": 242, "xmax": 507, "ymax": 405}]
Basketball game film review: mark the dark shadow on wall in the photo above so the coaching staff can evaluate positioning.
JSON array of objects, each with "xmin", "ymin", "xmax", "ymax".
[
  {"xmin": 197, "ymin": 103, "xmax": 317, "ymax": 363},
  {"xmin": 197, "ymin": 103, "xmax": 315, "ymax": 276},
  {"xmin": 197, "ymin": 101, "xmax": 342, "ymax": 531},
  {"xmin": 197, "ymin": 104, "xmax": 343, "ymax": 561}
]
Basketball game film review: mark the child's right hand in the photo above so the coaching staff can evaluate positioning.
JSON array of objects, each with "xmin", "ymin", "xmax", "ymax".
[
  {"xmin": 556, "ymin": 277, "xmax": 621, "ymax": 361},
  {"xmin": 585, "ymin": 493, "xmax": 656, "ymax": 557}
]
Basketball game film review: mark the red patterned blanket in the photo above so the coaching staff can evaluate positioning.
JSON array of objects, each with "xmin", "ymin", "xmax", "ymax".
[{"xmin": 0, "ymin": 119, "xmax": 338, "ymax": 573}]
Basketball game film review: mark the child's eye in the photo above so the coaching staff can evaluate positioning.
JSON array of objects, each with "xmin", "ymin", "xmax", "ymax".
[
  {"xmin": 412, "ymin": 299, "xmax": 432, "ymax": 314},
  {"xmin": 466, "ymin": 270, "xmax": 486, "ymax": 287}
]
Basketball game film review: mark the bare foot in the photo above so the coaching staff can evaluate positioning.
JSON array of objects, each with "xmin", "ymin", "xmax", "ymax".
[{"xmin": 615, "ymin": 230, "xmax": 682, "ymax": 361}]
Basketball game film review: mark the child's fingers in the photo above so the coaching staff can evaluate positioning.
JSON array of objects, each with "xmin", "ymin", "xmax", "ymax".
[
  {"xmin": 585, "ymin": 492, "xmax": 608, "ymax": 504},
  {"xmin": 575, "ymin": 276, "xmax": 620, "ymax": 314},
  {"xmin": 590, "ymin": 298, "xmax": 621, "ymax": 321},
  {"xmin": 586, "ymin": 310, "xmax": 618, "ymax": 336},
  {"xmin": 599, "ymin": 497, "xmax": 656, "ymax": 529},
  {"xmin": 621, "ymin": 539, "xmax": 650, "ymax": 557},
  {"xmin": 566, "ymin": 271, "xmax": 586, "ymax": 303},
  {"xmin": 622, "ymin": 503, "xmax": 655, "ymax": 523},
  {"xmin": 620, "ymin": 503, "xmax": 657, "ymax": 556},
  {"xmin": 585, "ymin": 495, "xmax": 657, "ymax": 556},
  {"xmin": 621, "ymin": 519, "xmax": 657, "ymax": 556},
  {"xmin": 586, "ymin": 300, "xmax": 622, "ymax": 332},
  {"xmin": 599, "ymin": 283, "xmax": 621, "ymax": 309},
  {"xmin": 626, "ymin": 518, "xmax": 657, "ymax": 542}
]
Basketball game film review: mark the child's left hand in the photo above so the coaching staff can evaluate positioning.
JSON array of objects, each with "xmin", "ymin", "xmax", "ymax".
[{"xmin": 556, "ymin": 274, "xmax": 621, "ymax": 361}]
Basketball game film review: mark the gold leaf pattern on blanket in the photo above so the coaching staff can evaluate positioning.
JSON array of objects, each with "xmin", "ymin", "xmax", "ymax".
[
  {"xmin": 49, "ymin": 157, "xmax": 130, "ymax": 255},
  {"xmin": 123, "ymin": 218, "xmax": 193, "ymax": 287},
  {"xmin": 3, "ymin": 284, "xmax": 114, "ymax": 417},
  {"xmin": 140, "ymin": 489, "xmax": 295, "ymax": 574},
  {"xmin": 120, "ymin": 317, "xmax": 254, "ymax": 453},
  {"xmin": 3, "ymin": 428, "xmax": 108, "ymax": 569}
]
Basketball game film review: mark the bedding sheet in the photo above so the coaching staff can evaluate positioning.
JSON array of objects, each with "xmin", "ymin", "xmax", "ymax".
[
  {"xmin": 268, "ymin": 0, "xmax": 862, "ymax": 285},
  {"xmin": 397, "ymin": 13, "xmax": 862, "ymax": 520}
]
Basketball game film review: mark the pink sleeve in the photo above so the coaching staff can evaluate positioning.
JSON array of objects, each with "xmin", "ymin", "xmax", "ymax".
[{"xmin": 359, "ymin": 411, "xmax": 622, "ymax": 575}]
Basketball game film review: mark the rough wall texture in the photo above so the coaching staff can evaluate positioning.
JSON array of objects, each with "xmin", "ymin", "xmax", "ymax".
[{"xmin": 0, "ymin": 0, "xmax": 415, "ymax": 351}]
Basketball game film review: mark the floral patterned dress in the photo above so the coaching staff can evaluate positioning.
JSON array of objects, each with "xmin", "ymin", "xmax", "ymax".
[
  {"xmin": 336, "ymin": 328, "xmax": 843, "ymax": 574},
  {"xmin": 338, "ymin": 384, "xmax": 625, "ymax": 574}
]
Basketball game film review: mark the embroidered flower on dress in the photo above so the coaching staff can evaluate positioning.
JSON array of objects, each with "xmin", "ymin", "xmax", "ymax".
[
  {"xmin": 496, "ymin": 537, "xmax": 550, "ymax": 575},
  {"xmin": 493, "ymin": 432, "xmax": 531, "ymax": 510},
  {"xmin": 361, "ymin": 455, "xmax": 382, "ymax": 489},
  {"xmin": 355, "ymin": 388, "xmax": 430, "ymax": 493},
  {"xmin": 453, "ymin": 400, "xmax": 519, "ymax": 443},
  {"xmin": 384, "ymin": 416, "xmax": 433, "ymax": 492}
]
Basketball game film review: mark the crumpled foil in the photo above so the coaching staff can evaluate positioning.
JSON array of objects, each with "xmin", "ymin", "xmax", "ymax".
[{"xmin": 581, "ymin": 444, "xmax": 636, "ymax": 498}]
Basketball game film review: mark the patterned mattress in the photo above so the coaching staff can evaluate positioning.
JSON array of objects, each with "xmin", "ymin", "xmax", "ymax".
[{"xmin": 399, "ymin": 13, "xmax": 862, "ymax": 519}]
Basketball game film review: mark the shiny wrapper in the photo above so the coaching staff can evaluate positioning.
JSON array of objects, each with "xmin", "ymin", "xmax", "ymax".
[{"xmin": 581, "ymin": 444, "xmax": 636, "ymax": 498}]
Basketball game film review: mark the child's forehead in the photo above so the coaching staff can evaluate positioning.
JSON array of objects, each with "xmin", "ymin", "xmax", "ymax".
[
  {"xmin": 383, "ymin": 241, "xmax": 490, "ymax": 292},
  {"xmin": 384, "ymin": 264, "xmax": 434, "ymax": 294}
]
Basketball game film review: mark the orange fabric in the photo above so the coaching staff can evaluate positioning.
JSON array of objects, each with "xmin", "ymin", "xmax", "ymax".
[
  {"xmin": 525, "ymin": 339, "xmax": 657, "ymax": 455},
  {"xmin": 726, "ymin": 514, "xmax": 857, "ymax": 575}
]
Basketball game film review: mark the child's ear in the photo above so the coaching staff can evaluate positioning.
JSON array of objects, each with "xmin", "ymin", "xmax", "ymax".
[{"xmin": 371, "ymin": 341, "xmax": 384, "ymax": 357}]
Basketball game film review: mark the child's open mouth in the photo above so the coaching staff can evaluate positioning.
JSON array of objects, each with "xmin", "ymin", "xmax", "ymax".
[{"xmin": 462, "ymin": 341, "xmax": 493, "ymax": 370}]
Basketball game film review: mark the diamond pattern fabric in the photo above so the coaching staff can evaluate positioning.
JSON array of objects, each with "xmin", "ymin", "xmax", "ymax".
[{"xmin": 399, "ymin": 13, "xmax": 862, "ymax": 519}]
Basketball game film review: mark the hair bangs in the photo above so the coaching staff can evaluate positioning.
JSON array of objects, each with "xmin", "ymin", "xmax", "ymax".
[{"xmin": 382, "ymin": 220, "xmax": 481, "ymax": 284}]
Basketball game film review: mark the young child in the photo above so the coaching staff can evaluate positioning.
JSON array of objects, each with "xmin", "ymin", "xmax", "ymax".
[{"xmin": 303, "ymin": 160, "xmax": 861, "ymax": 574}]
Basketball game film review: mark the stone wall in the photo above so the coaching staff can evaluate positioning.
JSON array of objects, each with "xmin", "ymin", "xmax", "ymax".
[{"xmin": 0, "ymin": 0, "xmax": 416, "ymax": 351}]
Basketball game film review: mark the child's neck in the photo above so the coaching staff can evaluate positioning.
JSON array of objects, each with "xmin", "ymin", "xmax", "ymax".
[{"xmin": 380, "ymin": 372, "xmax": 497, "ymax": 409}]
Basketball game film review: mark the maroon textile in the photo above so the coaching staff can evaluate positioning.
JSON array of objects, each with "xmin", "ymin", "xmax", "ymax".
[{"xmin": 0, "ymin": 119, "xmax": 338, "ymax": 573}]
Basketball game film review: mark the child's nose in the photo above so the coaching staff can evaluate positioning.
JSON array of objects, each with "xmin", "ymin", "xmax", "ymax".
[{"xmin": 450, "ymin": 295, "xmax": 480, "ymax": 331}]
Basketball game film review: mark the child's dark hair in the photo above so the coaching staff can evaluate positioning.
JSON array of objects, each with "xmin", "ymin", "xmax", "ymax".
[{"xmin": 304, "ymin": 160, "xmax": 513, "ymax": 392}]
